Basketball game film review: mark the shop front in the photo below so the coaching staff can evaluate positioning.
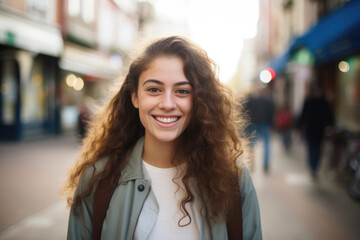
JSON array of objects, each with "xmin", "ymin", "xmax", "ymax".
[
  {"xmin": 268, "ymin": 0, "xmax": 360, "ymax": 124},
  {"xmin": 0, "ymin": 10, "xmax": 63, "ymax": 140},
  {"xmin": 335, "ymin": 56, "xmax": 360, "ymax": 132}
]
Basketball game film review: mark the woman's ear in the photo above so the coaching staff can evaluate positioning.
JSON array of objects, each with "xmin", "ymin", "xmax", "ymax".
[{"xmin": 131, "ymin": 91, "xmax": 139, "ymax": 109}]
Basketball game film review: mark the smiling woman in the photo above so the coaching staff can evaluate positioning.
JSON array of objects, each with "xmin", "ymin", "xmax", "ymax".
[{"xmin": 63, "ymin": 36, "xmax": 262, "ymax": 240}]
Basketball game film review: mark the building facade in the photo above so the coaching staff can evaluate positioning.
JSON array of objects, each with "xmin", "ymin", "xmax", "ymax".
[
  {"xmin": 256, "ymin": 0, "xmax": 359, "ymax": 132},
  {"xmin": 0, "ymin": 0, "xmax": 152, "ymax": 141},
  {"xmin": 0, "ymin": 0, "xmax": 63, "ymax": 140}
]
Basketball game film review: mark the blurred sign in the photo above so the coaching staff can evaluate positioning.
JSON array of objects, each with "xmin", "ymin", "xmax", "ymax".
[
  {"xmin": 0, "ymin": 10, "xmax": 63, "ymax": 56},
  {"xmin": 5, "ymin": 30, "xmax": 15, "ymax": 46}
]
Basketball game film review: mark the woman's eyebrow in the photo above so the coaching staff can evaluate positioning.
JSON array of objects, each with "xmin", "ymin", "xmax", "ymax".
[
  {"xmin": 143, "ymin": 79, "xmax": 162, "ymax": 86},
  {"xmin": 143, "ymin": 79, "xmax": 191, "ymax": 87},
  {"xmin": 174, "ymin": 81, "xmax": 192, "ymax": 87}
]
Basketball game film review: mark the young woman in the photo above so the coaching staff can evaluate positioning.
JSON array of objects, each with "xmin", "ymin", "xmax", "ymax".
[{"xmin": 64, "ymin": 36, "xmax": 262, "ymax": 240}]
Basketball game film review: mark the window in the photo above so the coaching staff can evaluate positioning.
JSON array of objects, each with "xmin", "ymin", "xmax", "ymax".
[
  {"xmin": 68, "ymin": 0, "xmax": 81, "ymax": 17},
  {"xmin": 68, "ymin": 0, "xmax": 94, "ymax": 23}
]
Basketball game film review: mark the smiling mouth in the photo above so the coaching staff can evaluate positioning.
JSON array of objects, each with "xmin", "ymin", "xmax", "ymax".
[{"xmin": 153, "ymin": 116, "xmax": 180, "ymax": 123}]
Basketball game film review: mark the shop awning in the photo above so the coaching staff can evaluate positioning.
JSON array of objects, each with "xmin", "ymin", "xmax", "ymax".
[
  {"xmin": 0, "ymin": 10, "xmax": 63, "ymax": 57},
  {"xmin": 60, "ymin": 43, "xmax": 122, "ymax": 80},
  {"xmin": 269, "ymin": 0, "xmax": 360, "ymax": 73},
  {"xmin": 294, "ymin": 0, "xmax": 360, "ymax": 64},
  {"xmin": 269, "ymin": 52, "xmax": 290, "ymax": 75}
]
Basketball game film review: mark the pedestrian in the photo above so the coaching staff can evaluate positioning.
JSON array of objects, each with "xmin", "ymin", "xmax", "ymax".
[
  {"xmin": 77, "ymin": 97, "xmax": 94, "ymax": 140},
  {"xmin": 297, "ymin": 83, "xmax": 334, "ymax": 180},
  {"xmin": 63, "ymin": 36, "xmax": 262, "ymax": 240},
  {"xmin": 275, "ymin": 103, "xmax": 293, "ymax": 151},
  {"xmin": 244, "ymin": 88, "xmax": 275, "ymax": 172}
]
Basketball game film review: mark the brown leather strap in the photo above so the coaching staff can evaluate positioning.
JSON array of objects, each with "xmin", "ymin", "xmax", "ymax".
[
  {"xmin": 92, "ymin": 175, "xmax": 118, "ymax": 240},
  {"xmin": 226, "ymin": 185, "xmax": 243, "ymax": 240},
  {"xmin": 92, "ymin": 177, "xmax": 243, "ymax": 240}
]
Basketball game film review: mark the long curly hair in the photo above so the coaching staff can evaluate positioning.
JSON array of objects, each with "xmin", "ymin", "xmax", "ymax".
[{"xmin": 62, "ymin": 35, "xmax": 249, "ymax": 223}]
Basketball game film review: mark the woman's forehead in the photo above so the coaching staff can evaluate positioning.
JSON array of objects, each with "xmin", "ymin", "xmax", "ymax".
[{"xmin": 139, "ymin": 56, "xmax": 188, "ymax": 84}]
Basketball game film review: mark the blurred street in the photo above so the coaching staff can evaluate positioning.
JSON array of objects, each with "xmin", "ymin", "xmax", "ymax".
[
  {"xmin": 0, "ymin": 135, "xmax": 79, "ymax": 240},
  {"xmin": 252, "ymin": 133, "xmax": 360, "ymax": 240},
  {"xmin": 0, "ymin": 133, "xmax": 359, "ymax": 240},
  {"xmin": 1, "ymin": 0, "xmax": 360, "ymax": 239}
]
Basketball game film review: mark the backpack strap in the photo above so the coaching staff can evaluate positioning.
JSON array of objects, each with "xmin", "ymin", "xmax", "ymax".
[
  {"xmin": 92, "ymin": 175, "xmax": 119, "ymax": 240},
  {"xmin": 226, "ymin": 184, "xmax": 243, "ymax": 240},
  {"xmin": 92, "ymin": 176, "xmax": 243, "ymax": 240}
]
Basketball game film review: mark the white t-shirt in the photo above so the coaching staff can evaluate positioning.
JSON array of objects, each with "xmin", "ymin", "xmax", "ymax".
[{"xmin": 139, "ymin": 160, "xmax": 200, "ymax": 240}]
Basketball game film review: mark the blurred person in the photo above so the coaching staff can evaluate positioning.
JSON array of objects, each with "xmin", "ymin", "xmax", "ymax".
[
  {"xmin": 275, "ymin": 103, "xmax": 293, "ymax": 151},
  {"xmin": 297, "ymin": 84, "xmax": 334, "ymax": 180},
  {"xmin": 63, "ymin": 36, "xmax": 262, "ymax": 240},
  {"xmin": 245, "ymin": 88, "xmax": 275, "ymax": 173},
  {"xmin": 77, "ymin": 97, "xmax": 94, "ymax": 140}
]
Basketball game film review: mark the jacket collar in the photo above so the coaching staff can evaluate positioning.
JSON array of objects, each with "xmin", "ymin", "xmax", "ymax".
[{"xmin": 119, "ymin": 136, "xmax": 145, "ymax": 183}]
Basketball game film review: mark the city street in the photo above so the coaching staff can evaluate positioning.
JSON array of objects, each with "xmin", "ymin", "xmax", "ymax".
[{"xmin": 0, "ymin": 133, "xmax": 360, "ymax": 240}]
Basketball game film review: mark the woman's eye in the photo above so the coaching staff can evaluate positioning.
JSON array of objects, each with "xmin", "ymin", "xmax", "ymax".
[
  {"xmin": 147, "ymin": 88, "xmax": 160, "ymax": 93},
  {"xmin": 176, "ymin": 89, "xmax": 191, "ymax": 94}
]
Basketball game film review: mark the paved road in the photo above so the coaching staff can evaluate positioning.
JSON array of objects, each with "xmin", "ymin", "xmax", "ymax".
[{"xmin": 0, "ymin": 133, "xmax": 359, "ymax": 239}]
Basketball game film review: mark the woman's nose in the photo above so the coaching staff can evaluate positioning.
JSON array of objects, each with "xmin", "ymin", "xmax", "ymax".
[{"xmin": 159, "ymin": 92, "xmax": 176, "ymax": 110}]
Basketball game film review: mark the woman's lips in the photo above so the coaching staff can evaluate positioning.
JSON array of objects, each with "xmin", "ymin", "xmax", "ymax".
[{"xmin": 153, "ymin": 115, "xmax": 180, "ymax": 127}]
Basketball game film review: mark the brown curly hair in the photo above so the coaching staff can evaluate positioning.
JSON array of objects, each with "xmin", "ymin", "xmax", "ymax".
[{"xmin": 62, "ymin": 35, "xmax": 249, "ymax": 223}]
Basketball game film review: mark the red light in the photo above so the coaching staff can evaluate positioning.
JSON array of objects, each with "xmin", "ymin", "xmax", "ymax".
[{"xmin": 267, "ymin": 68, "xmax": 276, "ymax": 79}]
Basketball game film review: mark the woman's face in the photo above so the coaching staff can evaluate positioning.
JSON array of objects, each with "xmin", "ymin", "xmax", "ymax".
[{"xmin": 131, "ymin": 55, "xmax": 193, "ymax": 144}]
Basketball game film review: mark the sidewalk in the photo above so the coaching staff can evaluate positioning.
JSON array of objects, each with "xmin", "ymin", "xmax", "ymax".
[
  {"xmin": 0, "ymin": 200, "xmax": 68, "ymax": 240},
  {"xmin": 252, "ymin": 133, "xmax": 360, "ymax": 240},
  {"xmin": 0, "ymin": 135, "xmax": 80, "ymax": 239}
]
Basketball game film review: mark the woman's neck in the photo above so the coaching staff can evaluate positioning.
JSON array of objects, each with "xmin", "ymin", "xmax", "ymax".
[{"xmin": 142, "ymin": 135, "xmax": 178, "ymax": 168}]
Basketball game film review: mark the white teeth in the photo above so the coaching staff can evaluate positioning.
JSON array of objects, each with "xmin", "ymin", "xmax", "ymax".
[{"xmin": 155, "ymin": 116, "xmax": 178, "ymax": 123}]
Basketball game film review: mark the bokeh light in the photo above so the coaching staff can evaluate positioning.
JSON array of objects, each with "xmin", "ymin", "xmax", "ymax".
[
  {"xmin": 66, "ymin": 74, "xmax": 77, "ymax": 87},
  {"xmin": 73, "ymin": 77, "xmax": 84, "ymax": 91},
  {"xmin": 66, "ymin": 74, "xmax": 84, "ymax": 91},
  {"xmin": 260, "ymin": 69, "xmax": 272, "ymax": 83},
  {"xmin": 338, "ymin": 61, "xmax": 350, "ymax": 72}
]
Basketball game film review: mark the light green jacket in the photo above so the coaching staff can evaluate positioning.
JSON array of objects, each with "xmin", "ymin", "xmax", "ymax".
[{"xmin": 67, "ymin": 137, "xmax": 262, "ymax": 240}]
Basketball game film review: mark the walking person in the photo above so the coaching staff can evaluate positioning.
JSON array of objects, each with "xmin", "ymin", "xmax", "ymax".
[
  {"xmin": 245, "ymin": 88, "xmax": 275, "ymax": 172},
  {"xmin": 275, "ymin": 103, "xmax": 293, "ymax": 151},
  {"xmin": 63, "ymin": 36, "xmax": 262, "ymax": 240},
  {"xmin": 298, "ymin": 84, "xmax": 334, "ymax": 180}
]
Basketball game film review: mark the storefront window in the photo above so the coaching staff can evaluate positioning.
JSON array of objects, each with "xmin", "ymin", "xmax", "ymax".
[
  {"xmin": 22, "ymin": 56, "xmax": 46, "ymax": 124},
  {"xmin": 61, "ymin": 72, "xmax": 84, "ymax": 132},
  {"xmin": 336, "ymin": 56, "xmax": 360, "ymax": 131},
  {"xmin": 1, "ymin": 60, "xmax": 17, "ymax": 124}
]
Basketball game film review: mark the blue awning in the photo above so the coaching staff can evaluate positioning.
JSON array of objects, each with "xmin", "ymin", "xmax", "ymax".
[
  {"xmin": 269, "ymin": 49, "xmax": 291, "ymax": 75},
  {"xmin": 294, "ymin": 0, "xmax": 360, "ymax": 64},
  {"xmin": 270, "ymin": 0, "xmax": 360, "ymax": 73}
]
